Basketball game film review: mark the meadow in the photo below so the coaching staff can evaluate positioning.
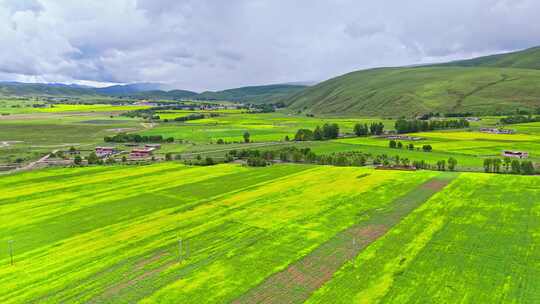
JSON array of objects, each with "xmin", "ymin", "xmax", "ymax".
[
  {"xmin": 0, "ymin": 163, "xmax": 437, "ymax": 303},
  {"xmin": 0, "ymin": 100, "xmax": 149, "ymax": 115},
  {"xmin": 0, "ymin": 112, "xmax": 141, "ymax": 164},
  {"xmin": 1, "ymin": 163, "xmax": 538, "ymax": 303},
  {"xmin": 141, "ymin": 111, "xmax": 395, "ymax": 143},
  {"xmin": 307, "ymin": 173, "xmax": 540, "ymax": 303},
  {"xmin": 2, "ymin": 104, "xmax": 540, "ymax": 172}
]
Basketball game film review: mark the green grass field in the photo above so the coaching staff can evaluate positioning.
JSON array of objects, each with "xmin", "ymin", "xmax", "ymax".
[
  {"xmin": 0, "ymin": 101, "xmax": 149, "ymax": 115},
  {"xmin": 308, "ymin": 173, "xmax": 540, "ymax": 303},
  {"xmin": 0, "ymin": 113, "xmax": 141, "ymax": 164},
  {"xmin": 1, "ymin": 164, "xmax": 538, "ymax": 303},
  {"xmin": 0, "ymin": 163, "xmax": 436, "ymax": 303},
  {"xmin": 141, "ymin": 112, "xmax": 395, "ymax": 143}
]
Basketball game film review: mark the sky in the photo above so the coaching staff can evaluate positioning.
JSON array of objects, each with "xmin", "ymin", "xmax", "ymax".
[{"xmin": 0, "ymin": 0, "xmax": 539, "ymax": 91}]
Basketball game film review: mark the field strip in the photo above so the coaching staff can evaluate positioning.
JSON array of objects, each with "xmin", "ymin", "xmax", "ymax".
[
  {"xmin": 232, "ymin": 173, "xmax": 459, "ymax": 304},
  {"xmin": 181, "ymin": 141, "xmax": 294, "ymax": 156}
]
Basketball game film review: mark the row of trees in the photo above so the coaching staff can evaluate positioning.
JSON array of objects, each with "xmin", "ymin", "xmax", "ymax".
[
  {"xmin": 394, "ymin": 119, "xmax": 469, "ymax": 134},
  {"xmin": 294, "ymin": 123, "xmax": 340, "ymax": 141},
  {"xmin": 353, "ymin": 122, "xmax": 385, "ymax": 136},
  {"xmin": 173, "ymin": 113, "xmax": 206, "ymax": 122},
  {"xmin": 225, "ymin": 147, "xmax": 457, "ymax": 171},
  {"xmin": 483, "ymin": 158, "xmax": 536, "ymax": 175},
  {"xmin": 104, "ymin": 133, "xmax": 174, "ymax": 143},
  {"xmin": 389, "ymin": 140, "xmax": 432, "ymax": 152},
  {"xmin": 500, "ymin": 115, "xmax": 540, "ymax": 125}
]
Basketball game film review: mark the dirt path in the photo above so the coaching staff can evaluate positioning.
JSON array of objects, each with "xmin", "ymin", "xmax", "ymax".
[
  {"xmin": 1, "ymin": 149, "xmax": 60, "ymax": 175},
  {"xmin": 233, "ymin": 173, "xmax": 458, "ymax": 304}
]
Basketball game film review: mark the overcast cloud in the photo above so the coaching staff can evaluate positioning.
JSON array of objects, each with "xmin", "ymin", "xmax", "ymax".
[{"xmin": 0, "ymin": 0, "xmax": 539, "ymax": 91}]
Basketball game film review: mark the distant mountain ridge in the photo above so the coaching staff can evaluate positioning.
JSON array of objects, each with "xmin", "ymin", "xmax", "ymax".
[
  {"xmin": 0, "ymin": 82, "xmax": 308, "ymax": 104},
  {"xmin": 432, "ymin": 46, "xmax": 540, "ymax": 70}
]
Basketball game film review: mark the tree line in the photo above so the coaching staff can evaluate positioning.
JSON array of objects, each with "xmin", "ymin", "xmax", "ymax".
[
  {"xmin": 294, "ymin": 123, "xmax": 340, "ymax": 141},
  {"xmin": 104, "ymin": 133, "xmax": 174, "ymax": 143},
  {"xmin": 499, "ymin": 115, "xmax": 540, "ymax": 125},
  {"xmin": 483, "ymin": 157, "xmax": 536, "ymax": 175},
  {"xmin": 353, "ymin": 122, "xmax": 384, "ymax": 136},
  {"xmin": 394, "ymin": 118, "xmax": 469, "ymax": 134},
  {"xmin": 224, "ymin": 147, "xmax": 456, "ymax": 171},
  {"xmin": 389, "ymin": 140, "xmax": 432, "ymax": 152}
]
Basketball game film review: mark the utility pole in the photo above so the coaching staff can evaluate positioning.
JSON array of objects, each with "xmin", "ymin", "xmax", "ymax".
[
  {"xmin": 8, "ymin": 240, "xmax": 13, "ymax": 266},
  {"xmin": 185, "ymin": 239, "xmax": 189, "ymax": 260},
  {"xmin": 178, "ymin": 238, "xmax": 183, "ymax": 263}
]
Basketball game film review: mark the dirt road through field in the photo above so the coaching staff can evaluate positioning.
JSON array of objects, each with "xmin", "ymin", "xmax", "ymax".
[{"xmin": 233, "ymin": 173, "xmax": 458, "ymax": 304}]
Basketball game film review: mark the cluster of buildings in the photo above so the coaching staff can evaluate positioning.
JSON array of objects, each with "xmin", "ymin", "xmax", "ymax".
[
  {"xmin": 95, "ymin": 144, "xmax": 161, "ymax": 159},
  {"xmin": 379, "ymin": 135, "xmax": 424, "ymax": 141},
  {"xmin": 502, "ymin": 151, "xmax": 529, "ymax": 159},
  {"xmin": 480, "ymin": 128, "xmax": 515, "ymax": 134}
]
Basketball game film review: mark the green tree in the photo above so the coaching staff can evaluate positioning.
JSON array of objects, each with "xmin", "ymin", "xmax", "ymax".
[
  {"xmin": 503, "ymin": 157, "xmax": 512, "ymax": 172},
  {"xmin": 353, "ymin": 123, "xmax": 369, "ymax": 136},
  {"xmin": 165, "ymin": 153, "xmax": 173, "ymax": 161},
  {"xmin": 493, "ymin": 158, "xmax": 502, "ymax": 173},
  {"xmin": 389, "ymin": 140, "xmax": 397, "ymax": 149},
  {"xmin": 87, "ymin": 152, "xmax": 99, "ymax": 165},
  {"xmin": 243, "ymin": 132, "xmax": 251, "ymax": 143},
  {"xmin": 401, "ymin": 158, "xmax": 410, "ymax": 167},
  {"xmin": 73, "ymin": 155, "xmax": 82, "ymax": 165},
  {"xmin": 294, "ymin": 129, "xmax": 314, "ymax": 141},
  {"xmin": 313, "ymin": 126, "xmax": 324, "ymax": 141},
  {"xmin": 322, "ymin": 123, "xmax": 339, "ymax": 139},
  {"xmin": 511, "ymin": 159, "xmax": 521, "ymax": 174},
  {"xmin": 447, "ymin": 157, "xmax": 457, "ymax": 171},
  {"xmin": 422, "ymin": 145, "xmax": 432, "ymax": 152},
  {"xmin": 437, "ymin": 160, "xmax": 446, "ymax": 171},
  {"xmin": 521, "ymin": 161, "xmax": 535, "ymax": 175},
  {"xmin": 397, "ymin": 141, "xmax": 403, "ymax": 149},
  {"xmin": 483, "ymin": 158, "xmax": 493, "ymax": 173}
]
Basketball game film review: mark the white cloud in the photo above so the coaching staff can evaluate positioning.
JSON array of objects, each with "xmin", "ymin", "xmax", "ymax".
[{"xmin": 0, "ymin": 0, "xmax": 539, "ymax": 91}]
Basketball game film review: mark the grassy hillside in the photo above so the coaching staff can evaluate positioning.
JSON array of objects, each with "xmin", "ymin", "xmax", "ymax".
[
  {"xmin": 287, "ymin": 66, "xmax": 540, "ymax": 116},
  {"xmin": 196, "ymin": 84, "xmax": 307, "ymax": 104},
  {"xmin": 436, "ymin": 46, "xmax": 540, "ymax": 70}
]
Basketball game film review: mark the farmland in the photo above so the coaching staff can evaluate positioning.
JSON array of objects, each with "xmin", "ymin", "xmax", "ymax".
[
  {"xmin": 0, "ymin": 163, "xmax": 435, "ymax": 303},
  {"xmin": 308, "ymin": 173, "xmax": 540, "ymax": 303},
  {"xmin": 1, "ymin": 103, "xmax": 540, "ymax": 173},
  {"xmin": 1, "ymin": 163, "xmax": 538, "ymax": 303}
]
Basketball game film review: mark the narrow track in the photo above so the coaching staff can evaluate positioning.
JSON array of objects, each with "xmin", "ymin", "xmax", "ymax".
[{"xmin": 233, "ymin": 173, "xmax": 458, "ymax": 304}]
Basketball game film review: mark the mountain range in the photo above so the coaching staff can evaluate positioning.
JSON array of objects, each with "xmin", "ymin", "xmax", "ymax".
[
  {"xmin": 3, "ymin": 46, "xmax": 540, "ymax": 115},
  {"xmin": 0, "ymin": 81, "xmax": 307, "ymax": 105}
]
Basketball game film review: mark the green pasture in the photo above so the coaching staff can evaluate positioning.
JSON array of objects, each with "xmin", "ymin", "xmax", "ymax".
[
  {"xmin": 143, "ymin": 112, "xmax": 395, "ymax": 143},
  {"xmin": 0, "ymin": 101, "xmax": 150, "ymax": 115},
  {"xmin": 308, "ymin": 173, "xmax": 540, "ymax": 303},
  {"xmin": 0, "ymin": 113, "xmax": 140, "ymax": 164},
  {"xmin": 0, "ymin": 163, "xmax": 435, "ymax": 303}
]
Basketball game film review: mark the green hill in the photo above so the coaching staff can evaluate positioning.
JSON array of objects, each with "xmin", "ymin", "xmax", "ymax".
[
  {"xmin": 196, "ymin": 84, "xmax": 307, "ymax": 104},
  {"xmin": 287, "ymin": 48, "xmax": 540, "ymax": 117},
  {"xmin": 435, "ymin": 46, "xmax": 540, "ymax": 70}
]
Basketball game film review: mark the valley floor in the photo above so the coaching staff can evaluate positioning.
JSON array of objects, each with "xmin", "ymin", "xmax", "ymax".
[{"xmin": 1, "ymin": 163, "xmax": 539, "ymax": 303}]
